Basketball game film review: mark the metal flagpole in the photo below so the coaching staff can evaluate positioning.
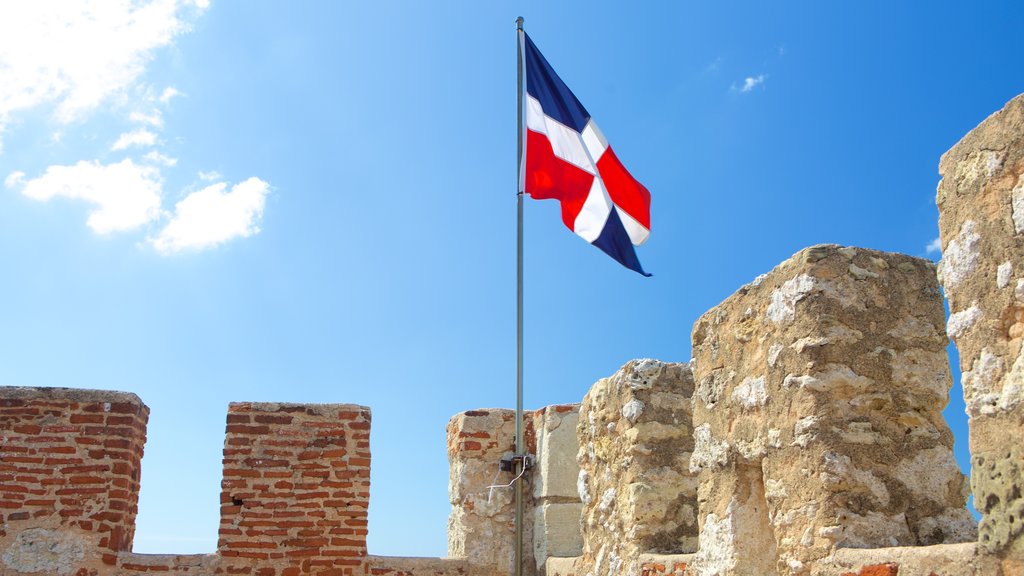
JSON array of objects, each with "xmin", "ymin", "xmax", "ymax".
[{"xmin": 514, "ymin": 15, "xmax": 525, "ymax": 576}]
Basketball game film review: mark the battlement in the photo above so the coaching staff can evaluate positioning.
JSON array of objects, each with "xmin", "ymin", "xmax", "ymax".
[{"xmin": 3, "ymin": 93, "xmax": 1024, "ymax": 575}]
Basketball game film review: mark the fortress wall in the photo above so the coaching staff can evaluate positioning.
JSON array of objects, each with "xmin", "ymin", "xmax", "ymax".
[
  {"xmin": 215, "ymin": 401, "xmax": 372, "ymax": 575},
  {"xmin": 0, "ymin": 388, "xmax": 376, "ymax": 576},
  {"xmin": 936, "ymin": 93, "xmax": 1024, "ymax": 569},
  {"xmin": 575, "ymin": 360, "xmax": 698, "ymax": 576},
  {"xmin": 687, "ymin": 245, "xmax": 975, "ymax": 575},
  {"xmin": 0, "ymin": 387, "xmax": 149, "ymax": 574},
  {"xmin": 445, "ymin": 403, "xmax": 582, "ymax": 576},
  {"xmin": 446, "ymin": 407, "xmax": 536, "ymax": 574}
]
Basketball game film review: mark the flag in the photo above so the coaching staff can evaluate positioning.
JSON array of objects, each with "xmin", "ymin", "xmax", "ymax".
[{"xmin": 520, "ymin": 32, "xmax": 651, "ymax": 276}]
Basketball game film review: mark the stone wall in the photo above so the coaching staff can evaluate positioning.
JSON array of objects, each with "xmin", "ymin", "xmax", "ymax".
[
  {"xmin": 446, "ymin": 408, "xmax": 537, "ymax": 575},
  {"xmin": 445, "ymin": 404, "xmax": 582, "ymax": 576},
  {"xmin": 937, "ymin": 92, "xmax": 1024, "ymax": 570},
  {"xmin": 533, "ymin": 405, "xmax": 584, "ymax": 572},
  {"xmin": 576, "ymin": 359, "xmax": 698, "ymax": 576},
  {"xmin": 688, "ymin": 245, "xmax": 975, "ymax": 575}
]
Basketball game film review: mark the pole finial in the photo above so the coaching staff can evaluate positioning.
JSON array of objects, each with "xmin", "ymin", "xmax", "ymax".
[{"xmin": 516, "ymin": 16, "xmax": 524, "ymax": 30}]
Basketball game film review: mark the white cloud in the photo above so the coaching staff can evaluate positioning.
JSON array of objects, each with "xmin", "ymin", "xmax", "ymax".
[
  {"xmin": 739, "ymin": 74, "xmax": 766, "ymax": 93},
  {"xmin": 10, "ymin": 159, "xmax": 162, "ymax": 234},
  {"xmin": 158, "ymin": 87, "xmax": 181, "ymax": 104},
  {"xmin": 926, "ymin": 237, "xmax": 942, "ymax": 255},
  {"xmin": 130, "ymin": 110, "xmax": 163, "ymax": 127},
  {"xmin": 112, "ymin": 128, "xmax": 158, "ymax": 151},
  {"xmin": 4, "ymin": 171, "xmax": 25, "ymax": 188},
  {"xmin": 198, "ymin": 170, "xmax": 222, "ymax": 181},
  {"xmin": 151, "ymin": 177, "xmax": 269, "ymax": 254},
  {"xmin": 144, "ymin": 151, "xmax": 178, "ymax": 166},
  {"xmin": 0, "ymin": 1, "xmax": 205, "ymax": 144}
]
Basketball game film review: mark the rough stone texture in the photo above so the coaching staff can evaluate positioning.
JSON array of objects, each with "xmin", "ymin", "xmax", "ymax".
[
  {"xmin": 367, "ymin": 555, "xmax": 501, "ymax": 576},
  {"xmin": 812, "ymin": 542, "xmax": 977, "ymax": 575},
  {"xmin": 688, "ymin": 246, "xmax": 975, "ymax": 575},
  {"xmin": 937, "ymin": 92, "xmax": 1024, "ymax": 564},
  {"xmin": 447, "ymin": 408, "xmax": 538, "ymax": 576},
  {"xmin": 576, "ymin": 360, "xmax": 698, "ymax": 576}
]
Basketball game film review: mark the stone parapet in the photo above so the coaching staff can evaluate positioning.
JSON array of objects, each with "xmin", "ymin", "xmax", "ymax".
[
  {"xmin": 367, "ymin": 555, "xmax": 499, "ymax": 576},
  {"xmin": 810, "ymin": 542, "xmax": 977, "ymax": 576},
  {"xmin": 446, "ymin": 408, "xmax": 537, "ymax": 575},
  {"xmin": 576, "ymin": 360, "xmax": 698, "ymax": 576},
  {"xmin": 936, "ymin": 92, "xmax": 1024, "ymax": 567},
  {"xmin": 688, "ymin": 245, "xmax": 975, "ymax": 575}
]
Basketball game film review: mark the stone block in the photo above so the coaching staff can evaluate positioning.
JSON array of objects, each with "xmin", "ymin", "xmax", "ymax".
[
  {"xmin": 534, "ymin": 502, "xmax": 584, "ymax": 565},
  {"xmin": 688, "ymin": 245, "xmax": 975, "ymax": 575},
  {"xmin": 533, "ymin": 406, "xmax": 582, "ymax": 501},
  {"xmin": 577, "ymin": 360, "xmax": 697, "ymax": 576},
  {"xmin": 937, "ymin": 92, "xmax": 1024, "ymax": 562}
]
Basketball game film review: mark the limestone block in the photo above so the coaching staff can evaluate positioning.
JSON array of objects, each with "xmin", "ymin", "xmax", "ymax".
[
  {"xmin": 534, "ymin": 406, "xmax": 582, "ymax": 501},
  {"xmin": 688, "ymin": 245, "xmax": 975, "ymax": 576},
  {"xmin": 937, "ymin": 92, "xmax": 1024, "ymax": 562},
  {"xmin": 576, "ymin": 360, "xmax": 697, "ymax": 576},
  {"xmin": 534, "ymin": 502, "xmax": 584, "ymax": 564},
  {"xmin": 446, "ymin": 408, "xmax": 536, "ymax": 575}
]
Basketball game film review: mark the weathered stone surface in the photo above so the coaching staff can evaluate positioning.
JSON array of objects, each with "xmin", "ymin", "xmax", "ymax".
[
  {"xmin": 812, "ymin": 542, "xmax": 977, "ymax": 575},
  {"xmin": 447, "ymin": 408, "xmax": 537, "ymax": 575},
  {"xmin": 534, "ymin": 503, "xmax": 584, "ymax": 566},
  {"xmin": 2, "ymin": 528, "xmax": 87, "ymax": 576},
  {"xmin": 688, "ymin": 245, "xmax": 975, "ymax": 575},
  {"xmin": 937, "ymin": 92, "xmax": 1024, "ymax": 562},
  {"xmin": 577, "ymin": 360, "xmax": 697, "ymax": 576},
  {"xmin": 534, "ymin": 406, "xmax": 582, "ymax": 501},
  {"xmin": 533, "ymin": 405, "xmax": 584, "ymax": 573}
]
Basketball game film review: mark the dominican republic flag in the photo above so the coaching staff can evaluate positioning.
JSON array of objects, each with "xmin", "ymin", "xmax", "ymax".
[{"xmin": 520, "ymin": 32, "xmax": 651, "ymax": 276}]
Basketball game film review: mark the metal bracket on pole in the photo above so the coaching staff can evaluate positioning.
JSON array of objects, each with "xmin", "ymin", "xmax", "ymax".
[{"xmin": 500, "ymin": 453, "xmax": 535, "ymax": 473}]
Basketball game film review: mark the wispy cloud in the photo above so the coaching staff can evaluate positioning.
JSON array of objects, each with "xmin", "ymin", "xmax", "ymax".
[
  {"xmin": 926, "ymin": 237, "xmax": 942, "ymax": 255},
  {"xmin": 158, "ymin": 87, "xmax": 182, "ymax": 104},
  {"xmin": 144, "ymin": 151, "xmax": 178, "ymax": 167},
  {"xmin": 151, "ymin": 178, "xmax": 270, "ymax": 254},
  {"xmin": 130, "ymin": 111, "xmax": 164, "ymax": 128},
  {"xmin": 0, "ymin": 1, "xmax": 207, "ymax": 145},
  {"xmin": 738, "ymin": 74, "xmax": 767, "ymax": 93},
  {"xmin": 112, "ymin": 128, "xmax": 158, "ymax": 151},
  {"xmin": 7, "ymin": 159, "xmax": 163, "ymax": 234}
]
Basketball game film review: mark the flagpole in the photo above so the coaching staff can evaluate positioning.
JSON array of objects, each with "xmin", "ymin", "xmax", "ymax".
[{"xmin": 515, "ymin": 15, "xmax": 526, "ymax": 576}]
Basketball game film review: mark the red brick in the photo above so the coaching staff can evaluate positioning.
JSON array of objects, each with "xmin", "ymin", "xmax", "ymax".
[
  {"xmin": 226, "ymin": 425, "xmax": 271, "ymax": 435},
  {"xmin": 254, "ymin": 414, "xmax": 293, "ymax": 425},
  {"xmin": 859, "ymin": 565, "xmax": 899, "ymax": 576}
]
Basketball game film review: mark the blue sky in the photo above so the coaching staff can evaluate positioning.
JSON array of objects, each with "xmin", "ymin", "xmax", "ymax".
[{"xmin": 1, "ymin": 1, "xmax": 1022, "ymax": 557}]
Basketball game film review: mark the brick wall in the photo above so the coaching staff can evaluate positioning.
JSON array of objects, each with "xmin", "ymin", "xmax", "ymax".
[
  {"xmin": 0, "ymin": 387, "xmax": 148, "ymax": 572},
  {"xmin": 0, "ymin": 388, "xmax": 376, "ymax": 576},
  {"xmin": 217, "ymin": 402, "xmax": 372, "ymax": 576}
]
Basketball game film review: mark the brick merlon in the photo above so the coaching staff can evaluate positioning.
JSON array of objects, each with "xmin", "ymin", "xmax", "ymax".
[{"xmin": 0, "ymin": 386, "xmax": 145, "ymax": 407}]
